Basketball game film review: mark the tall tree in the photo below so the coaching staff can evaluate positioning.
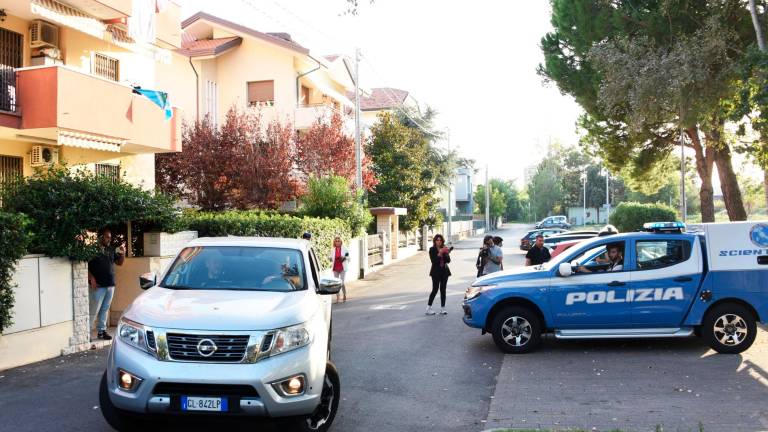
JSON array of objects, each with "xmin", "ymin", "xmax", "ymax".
[
  {"xmin": 156, "ymin": 115, "xmax": 236, "ymax": 211},
  {"xmin": 540, "ymin": 0, "xmax": 752, "ymax": 221},
  {"xmin": 366, "ymin": 112, "xmax": 450, "ymax": 230},
  {"xmin": 295, "ymin": 112, "xmax": 377, "ymax": 191}
]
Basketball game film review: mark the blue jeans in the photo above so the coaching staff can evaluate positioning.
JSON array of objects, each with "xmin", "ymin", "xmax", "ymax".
[{"xmin": 89, "ymin": 286, "xmax": 115, "ymax": 332}]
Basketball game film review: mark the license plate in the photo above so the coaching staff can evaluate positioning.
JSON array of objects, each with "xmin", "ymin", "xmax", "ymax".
[{"xmin": 181, "ymin": 396, "xmax": 228, "ymax": 412}]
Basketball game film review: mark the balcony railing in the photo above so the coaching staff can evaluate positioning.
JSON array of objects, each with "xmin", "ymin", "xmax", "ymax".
[{"xmin": 0, "ymin": 66, "xmax": 18, "ymax": 113}]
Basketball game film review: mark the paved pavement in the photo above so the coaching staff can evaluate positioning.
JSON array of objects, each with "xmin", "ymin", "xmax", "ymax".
[{"xmin": 0, "ymin": 224, "xmax": 526, "ymax": 432}]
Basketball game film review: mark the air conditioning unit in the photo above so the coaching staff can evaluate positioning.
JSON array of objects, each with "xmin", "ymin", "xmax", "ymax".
[
  {"xmin": 30, "ymin": 146, "xmax": 59, "ymax": 167},
  {"xmin": 30, "ymin": 20, "xmax": 59, "ymax": 49}
]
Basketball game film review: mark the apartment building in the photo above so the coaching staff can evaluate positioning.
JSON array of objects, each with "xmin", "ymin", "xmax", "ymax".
[
  {"xmin": 172, "ymin": 12, "xmax": 355, "ymax": 130},
  {"xmin": 0, "ymin": 0, "xmax": 186, "ymax": 190}
]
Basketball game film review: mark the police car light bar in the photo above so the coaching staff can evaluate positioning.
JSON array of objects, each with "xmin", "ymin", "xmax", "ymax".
[{"xmin": 642, "ymin": 221, "xmax": 686, "ymax": 233}]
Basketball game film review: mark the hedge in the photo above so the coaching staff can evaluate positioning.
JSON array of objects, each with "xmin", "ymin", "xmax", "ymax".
[
  {"xmin": 0, "ymin": 211, "xmax": 32, "ymax": 332},
  {"xmin": 1, "ymin": 167, "xmax": 178, "ymax": 261},
  {"xmin": 179, "ymin": 210, "xmax": 352, "ymax": 267},
  {"xmin": 608, "ymin": 202, "xmax": 678, "ymax": 232}
]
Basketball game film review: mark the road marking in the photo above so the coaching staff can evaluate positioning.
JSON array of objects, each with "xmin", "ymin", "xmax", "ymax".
[{"xmin": 370, "ymin": 304, "xmax": 408, "ymax": 310}]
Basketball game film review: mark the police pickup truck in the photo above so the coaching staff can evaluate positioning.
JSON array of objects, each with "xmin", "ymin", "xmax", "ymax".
[{"xmin": 462, "ymin": 222, "xmax": 768, "ymax": 354}]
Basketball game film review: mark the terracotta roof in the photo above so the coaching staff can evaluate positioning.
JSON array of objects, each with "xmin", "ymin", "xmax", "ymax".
[
  {"xmin": 177, "ymin": 36, "xmax": 243, "ymax": 57},
  {"xmin": 182, "ymin": 11, "xmax": 309, "ymax": 55},
  {"xmin": 352, "ymin": 88, "xmax": 410, "ymax": 111}
]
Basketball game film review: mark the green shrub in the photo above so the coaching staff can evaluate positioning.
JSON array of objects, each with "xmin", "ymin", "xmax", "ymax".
[
  {"xmin": 609, "ymin": 202, "xmax": 678, "ymax": 232},
  {"xmin": 300, "ymin": 176, "xmax": 373, "ymax": 237},
  {"xmin": 0, "ymin": 211, "xmax": 32, "ymax": 332},
  {"xmin": 1, "ymin": 167, "xmax": 178, "ymax": 261},
  {"xmin": 179, "ymin": 210, "xmax": 351, "ymax": 266}
]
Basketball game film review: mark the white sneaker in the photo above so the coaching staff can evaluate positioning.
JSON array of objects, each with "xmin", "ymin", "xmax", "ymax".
[
  {"xmin": 425, "ymin": 306, "xmax": 436, "ymax": 315},
  {"xmin": 440, "ymin": 308, "xmax": 448, "ymax": 315}
]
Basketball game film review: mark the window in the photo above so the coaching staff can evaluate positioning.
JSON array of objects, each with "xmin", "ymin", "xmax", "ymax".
[
  {"xmin": 635, "ymin": 240, "xmax": 690, "ymax": 271},
  {"xmin": 95, "ymin": 163, "xmax": 120, "ymax": 181},
  {"xmin": 161, "ymin": 246, "xmax": 307, "ymax": 291},
  {"xmin": 205, "ymin": 80, "xmax": 218, "ymax": 123},
  {"xmin": 247, "ymin": 80, "xmax": 274, "ymax": 106},
  {"xmin": 308, "ymin": 249, "xmax": 320, "ymax": 288},
  {"xmin": 300, "ymin": 85, "xmax": 310, "ymax": 105},
  {"xmin": 0, "ymin": 28, "xmax": 23, "ymax": 112},
  {"xmin": 570, "ymin": 241, "xmax": 626, "ymax": 274},
  {"xmin": 92, "ymin": 53, "xmax": 119, "ymax": 81}
]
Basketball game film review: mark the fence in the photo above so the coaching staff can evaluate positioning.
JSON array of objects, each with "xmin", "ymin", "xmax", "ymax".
[
  {"xmin": 367, "ymin": 233, "xmax": 384, "ymax": 267},
  {"xmin": 0, "ymin": 66, "xmax": 18, "ymax": 112},
  {"xmin": 398, "ymin": 230, "xmax": 419, "ymax": 248}
]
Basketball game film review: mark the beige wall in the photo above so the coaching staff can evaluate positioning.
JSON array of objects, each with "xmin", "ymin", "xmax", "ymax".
[
  {"xmin": 156, "ymin": 52, "xmax": 198, "ymax": 124},
  {"xmin": 0, "ymin": 321, "xmax": 73, "ymax": 371},
  {"xmin": 213, "ymin": 38, "xmax": 297, "ymax": 125}
]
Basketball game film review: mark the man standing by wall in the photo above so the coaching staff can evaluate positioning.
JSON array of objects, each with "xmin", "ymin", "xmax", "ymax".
[
  {"xmin": 88, "ymin": 228, "xmax": 125, "ymax": 341},
  {"xmin": 525, "ymin": 234, "xmax": 551, "ymax": 266}
]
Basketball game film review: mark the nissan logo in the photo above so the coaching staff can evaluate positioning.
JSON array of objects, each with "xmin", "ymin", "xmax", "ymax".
[{"xmin": 196, "ymin": 338, "xmax": 218, "ymax": 357}]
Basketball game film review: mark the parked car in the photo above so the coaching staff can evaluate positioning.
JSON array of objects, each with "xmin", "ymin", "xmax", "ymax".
[
  {"xmin": 543, "ymin": 230, "xmax": 599, "ymax": 250},
  {"xmin": 519, "ymin": 228, "xmax": 567, "ymax": 250},
  {"xmin": 535, "ymin": 215, "xmax": 571, "ymax": 229},
  {"xmin": 99, "ymin": 237, "xmax": 342, "ymax": 431},
  {"xmin": 463, "ymin": 221, "xmax": 768, "ymax": 354},
  {"xmin": 549, "ymin": 226, "xmax": 619, "ymax": 257}
]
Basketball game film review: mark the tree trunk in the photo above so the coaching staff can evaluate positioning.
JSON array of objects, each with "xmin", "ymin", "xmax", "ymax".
[
  {"xmin": 706, "ymin": 126, "xmax": 748, "ymax": 221},
  {"xmin": 686, "ymin": 128, "xmax": 715, "ymax": 222},
  {"xmin": 764, "ymin": 169, "xmax": 768, "ymax": 209}
]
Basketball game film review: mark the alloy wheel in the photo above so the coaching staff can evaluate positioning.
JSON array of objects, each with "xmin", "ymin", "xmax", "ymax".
[
  {"xmin": 713, "ymin": 313, "xmax": 749, "ymax": 346},
  {"xmin": 501, "ymin": 316, "xmax": 532, "ymax": 347}
]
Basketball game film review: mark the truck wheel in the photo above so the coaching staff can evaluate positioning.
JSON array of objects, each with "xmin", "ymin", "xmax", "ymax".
[
  {"xmin": 702, "ymin": 303, "xmax": 757, "ymax": 354},
  {"xmin": 278, "ymin": 362, "xmax": 341, "ymax": 432},
  {"xmin": 491, "ymin": 306, "xmax": 542, "ymax": 354},
  {"xmin": 99, "ymin": 372, "xmax": 146, "ymax": 431}
]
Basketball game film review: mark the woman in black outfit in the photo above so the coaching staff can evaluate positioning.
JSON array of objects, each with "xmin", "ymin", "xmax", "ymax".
[{"xmin": 426, "ymin": 234, "xmax": 451, "ymax": 315}]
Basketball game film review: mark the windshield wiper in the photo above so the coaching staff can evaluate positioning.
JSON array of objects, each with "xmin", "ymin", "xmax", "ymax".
[{"xmin": 160, "ymin": 285, "xmax": 195, "ymax": 290}]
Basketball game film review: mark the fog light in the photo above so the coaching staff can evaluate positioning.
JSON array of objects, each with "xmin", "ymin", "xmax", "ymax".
[
  {"xmin": 274, "ymin": 375, "xmax": 305, "ymax": 396},
  {"xmin": 117, "ymin": 369, "xmax": 142, "ymax": 392}
]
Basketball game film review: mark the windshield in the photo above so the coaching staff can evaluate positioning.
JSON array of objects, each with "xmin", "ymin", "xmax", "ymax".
[
  {"xmin": 160, "ymin": 246, "xmax": 307, "ymax": 292},
  {"xmin": 540, "ymin": 236, "xmax": 607, "ymax": 270}
]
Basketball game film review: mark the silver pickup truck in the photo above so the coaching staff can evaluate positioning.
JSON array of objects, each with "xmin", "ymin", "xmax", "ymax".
[{"xmin": 99, "ymin": 237, "xmax": 342, "ymax": 431}]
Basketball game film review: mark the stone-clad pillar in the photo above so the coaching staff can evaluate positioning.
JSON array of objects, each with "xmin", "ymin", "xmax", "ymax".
[{"xmin": 63, "ymin": 261, "xmax": 91, "ymax": 355}]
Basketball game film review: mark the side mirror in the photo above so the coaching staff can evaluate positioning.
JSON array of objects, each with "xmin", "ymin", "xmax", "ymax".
[
  {"xmin": 318, "ymin": 276, "xmax": 343, "ymax": 295},
  {"xmin": 558, "ymin": 263, "xmax": 572, "ymax": 277},
  {"xmin": 139, "ymin": 272, "xmax": 156, "ymax": 290}
]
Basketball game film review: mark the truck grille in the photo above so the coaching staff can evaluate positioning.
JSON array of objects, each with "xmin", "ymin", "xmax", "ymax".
[
  {"xmin": 146, "ymin": 330, "xmax": 156, "ymax": 350},
  {"xmin": 166, "ymin": 333, "xmax": 250, "ymax": 362}
]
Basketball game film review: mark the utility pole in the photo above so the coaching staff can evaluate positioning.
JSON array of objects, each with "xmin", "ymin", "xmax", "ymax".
[
  {"xmin": 354, "ymin": 47, "xmax": 362, "ymax": 190},
  {"xmin": 605, "ymin": 169, "xmax": 610, "ymax": 222},
  {"xmin": 446, "ymin": 128, "xmax": 452, "ymax": 242},
  {"xmin": 581, "ymin": 172, "xmax": 587, "ymax": 226},
  {"xmin": 485, "ymin": 165, "xmax": 490, "ymax": 231},
  {"xmin": 680, "ymin": 127, "xmax": 687, "ymax": 222}
]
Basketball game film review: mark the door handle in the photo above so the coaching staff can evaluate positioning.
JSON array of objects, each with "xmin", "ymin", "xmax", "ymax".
[
  {"xmin": 607, "ymin": 281, "xmax": 625, "ymax": 287},
  {"xmin": 673, "ymin": 276, "xmax": 693, "ymax": 282}
]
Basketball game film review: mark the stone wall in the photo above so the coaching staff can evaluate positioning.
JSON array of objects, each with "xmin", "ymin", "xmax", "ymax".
[{"xmin": 63, "ymin": 261, "xmax": 92, "ymax": 355}]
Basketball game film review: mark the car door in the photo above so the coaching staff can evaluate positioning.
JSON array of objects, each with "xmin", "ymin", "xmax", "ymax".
[
  {"xmin": 629, "ymin": 236, "xmax": 702, "ymax": 327},
  {"xmin": 308, "ymin": 248, "xmax": 332, "ymax": 324},
  {"xmin": 548, "ymin": 240, "xmax": 632, "ymax": 328}
]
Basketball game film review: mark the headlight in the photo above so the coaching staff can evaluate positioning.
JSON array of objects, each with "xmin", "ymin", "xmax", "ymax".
[
  {"xmin": 271, "ymin": 323, "xmax": 311, "ymax": 356},
  {"xmin": 118, "ymin": 318, "xmax": 149, "ymax": 353},
  {"xmin": 466, "ymin": 283, "xmax": 496, "ymax": 300}
]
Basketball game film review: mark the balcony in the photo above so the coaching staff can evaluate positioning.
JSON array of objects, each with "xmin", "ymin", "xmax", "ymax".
[{"xmin": 13, "ymin": 66, "xmax": 180, "ymax": 154}]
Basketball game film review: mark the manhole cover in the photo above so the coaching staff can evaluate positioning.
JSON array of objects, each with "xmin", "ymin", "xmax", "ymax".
[{"xmin": 370, "ymin": 304, "xmax": 408, "ymax": 310}]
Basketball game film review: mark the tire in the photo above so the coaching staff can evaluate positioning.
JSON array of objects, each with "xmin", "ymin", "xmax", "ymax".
[
  {"xmin": 702, "ymin": 303, "xmax": 757, "ymax": 354},
  {"xmin": 99, "ymin": 372, "xmax": 146, "ymax": 431},
  {"xmin": 490, "ymin": 306, "xmax": 542, "ymax": 354},
  {"xmin": 277, "ymin": 362, "xmax": 341, "ymax": 432}
]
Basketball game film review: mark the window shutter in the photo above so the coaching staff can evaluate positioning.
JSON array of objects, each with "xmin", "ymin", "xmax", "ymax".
[{"xmin": 247, "ymin": 80, "xmax": 274, "ymax": 105}]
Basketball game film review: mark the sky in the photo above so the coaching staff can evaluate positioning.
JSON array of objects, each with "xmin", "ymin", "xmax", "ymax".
[{"xmin": 180, "ymin": 0, "xmax": 585, "ymax": 186}]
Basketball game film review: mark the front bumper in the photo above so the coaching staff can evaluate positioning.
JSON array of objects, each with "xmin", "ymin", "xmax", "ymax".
[
  {"xmin": 106, "ymin": 335, "xmax": 327, "ymax": 418},
  {"xmin": 462, "ymin": 297, "xmax": 485, "ymax": 329}
]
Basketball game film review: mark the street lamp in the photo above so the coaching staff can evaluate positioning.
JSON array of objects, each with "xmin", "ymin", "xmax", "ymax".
[
  {"xmin": 601, "ymin": 167, "xmax": 610, "ymax": 222},
  {"xmin": 580, "ymin": 171, "xmax": 587, "ymax": 226}
]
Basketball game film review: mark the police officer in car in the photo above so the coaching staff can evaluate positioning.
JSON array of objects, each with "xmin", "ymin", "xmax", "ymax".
[{"xmin": 579, "ymin": 244, "xmax": 623, "ymax": 273}]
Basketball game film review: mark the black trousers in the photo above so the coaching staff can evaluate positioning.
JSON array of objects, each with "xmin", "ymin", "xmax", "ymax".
[{"xmin": 428, "ymin": 275, "xmax": 449, "ymax": 307}]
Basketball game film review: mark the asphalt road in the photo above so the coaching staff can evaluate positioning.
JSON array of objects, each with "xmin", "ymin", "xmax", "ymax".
[{"xmin": 0, "ymin": 224, "xmax": 529, "ymax": 432}]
